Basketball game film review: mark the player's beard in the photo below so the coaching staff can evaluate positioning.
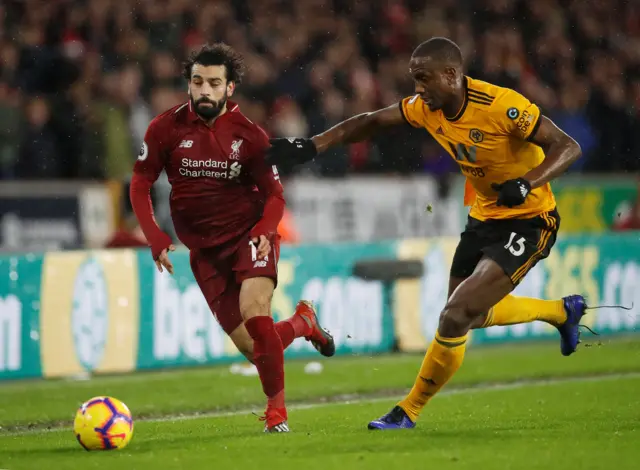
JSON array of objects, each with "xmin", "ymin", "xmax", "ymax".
[{"xmin": 191, "ymin": 92, "xmax": 227, "ymax": 120}]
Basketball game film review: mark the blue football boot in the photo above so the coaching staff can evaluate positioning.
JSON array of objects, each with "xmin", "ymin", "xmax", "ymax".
[
  {"xmin": 557, "ymin": 295, "xmax": 588, "ymax": 356},
  {"xmin": 368, "ymin": 406, "xmax": 416, "ymax": 430}
]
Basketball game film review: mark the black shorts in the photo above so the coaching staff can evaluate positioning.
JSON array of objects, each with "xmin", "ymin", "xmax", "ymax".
[{"xmin": 450, "ymin": 208, "xmax": 560, "ymax": 286}]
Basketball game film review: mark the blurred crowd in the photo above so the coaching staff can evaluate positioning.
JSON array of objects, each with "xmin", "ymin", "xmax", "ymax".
[{"xmin": 1, "ymin": 0, "xmax": 639, "ymax": 181}]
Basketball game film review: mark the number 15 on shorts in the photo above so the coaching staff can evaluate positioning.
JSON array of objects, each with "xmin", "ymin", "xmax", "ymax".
[{"xmin": 505, "ymin": 232, "xmax": 525, "ymax": 256}]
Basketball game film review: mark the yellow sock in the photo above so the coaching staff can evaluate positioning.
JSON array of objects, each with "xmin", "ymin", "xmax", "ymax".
[
  {"xmin": 482, "ymin": 295, "xmax": 566, "ymax": 328},
  {"xmin": 398, "ymin": 332, "xmax": 467, "ymax": 422}
]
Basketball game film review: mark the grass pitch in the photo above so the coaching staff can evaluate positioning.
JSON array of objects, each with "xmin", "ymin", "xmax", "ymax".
[{"xmin": 1, "ymin": 337, "xmax": 639, "ymax": 469}]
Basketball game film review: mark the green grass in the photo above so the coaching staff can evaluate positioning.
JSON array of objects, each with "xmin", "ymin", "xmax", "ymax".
[{"xmin": 1, "ymin": 337, "xmax": 640, "ymax": 469}]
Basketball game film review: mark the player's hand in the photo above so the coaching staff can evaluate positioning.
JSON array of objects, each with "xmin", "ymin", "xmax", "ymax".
[
  {"xmin": 266, "ymin": 138, "xmax": 317, "ymax": 167},
  {"xmin": 155, "ymin": 245, "xmax": 176, "ymax": 275},
  {"xmin": 491, "ymin": 178, "xmax": 532, "ymax": 208},
  {"xmin": 251, "ymin": 235, "xmax": 270, "ymax": 260}
]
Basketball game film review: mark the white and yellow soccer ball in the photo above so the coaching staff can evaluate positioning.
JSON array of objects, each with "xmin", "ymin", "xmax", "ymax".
[{"xmin": 74, "ymin": 396, "xmax": 134, "ymax": 451}]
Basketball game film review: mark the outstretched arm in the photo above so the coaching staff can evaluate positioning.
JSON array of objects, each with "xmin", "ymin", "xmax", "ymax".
[
  {"xmin": 266, "ymin": 103, "xmax": 407, "ymax": 166},
  {"xmin": 312, "ymin": 103, "xmax": 407, "ymax": 153},
  {"xmin": 524, "ymin": 115, "xmax": 582, "ymax": 188}
]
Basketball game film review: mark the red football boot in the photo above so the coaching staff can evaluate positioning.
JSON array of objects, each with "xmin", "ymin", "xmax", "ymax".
[{"xmin": 294, "ymin": 301, "xmax": 336, "ymax": 357}]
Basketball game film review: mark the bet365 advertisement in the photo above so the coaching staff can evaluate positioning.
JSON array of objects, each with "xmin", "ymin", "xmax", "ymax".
[
  {"xmin": 0, "ymin": 242, "xmax": 396, "ymax": 380},
  {"xmin": 135, "ymin": 242, "xmax": 397, "ymax": 369},
  {"xmin": 1, "ymin": 233, "xmax": 638, "ymax": 381}
]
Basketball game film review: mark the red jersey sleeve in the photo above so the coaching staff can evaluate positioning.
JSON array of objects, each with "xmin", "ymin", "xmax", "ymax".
[
  {"xmin": 247, "ymin": 126, "xmax": 285, "ymax": 238},
  {"xmin": 133, "ymin": 117, "xmax": 167, "ymax": 181},
  {"xmin": 130, "ymin": 117, "xmax": 173, "ymax": 258}
]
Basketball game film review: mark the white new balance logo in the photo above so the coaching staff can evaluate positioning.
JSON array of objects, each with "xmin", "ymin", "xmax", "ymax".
[
  {"xmin": 179, "ymin": 140, "xmax": 193, "ymax": 148},
  {"xmin": 253, "ymin": 260, "xmax": 267, "ymax": 268}
]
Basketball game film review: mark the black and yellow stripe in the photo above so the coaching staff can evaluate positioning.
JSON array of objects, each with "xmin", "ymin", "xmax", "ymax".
[
  {"xmin": 434, "ymin": 332, "xmax": 468, "ymax": 348},
  {"xmin": 481, "ymin": 308, "xmax": 495, "ymax": 328},
  {"xmin": 468, "ymin": 88, "xmax": 495, "ymax": 106},
  {"xmin": 510, "ymin": 213, "xmax": 557, "ymax": 284},
  {"xmin": 526, "ymin": 115, "xmax": 542, "ymax": 142},
  {"xmin": 447, "ymin": 77, "xmax": 470, "ymax": 122},
  {"xmin": 398, "ymin": 100, "xmax": 412, "ymax": 126}
]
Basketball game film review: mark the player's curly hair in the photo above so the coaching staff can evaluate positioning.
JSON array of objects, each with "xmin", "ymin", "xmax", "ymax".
[{"xmin": 182, "ymin": 43, "xmax": 245, "ymax": 84}]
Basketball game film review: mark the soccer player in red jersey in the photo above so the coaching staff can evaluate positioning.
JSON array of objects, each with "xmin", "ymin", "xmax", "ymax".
[{"xmin": 130, "ymin": 44, "xmax": 335, "ymax": 433}]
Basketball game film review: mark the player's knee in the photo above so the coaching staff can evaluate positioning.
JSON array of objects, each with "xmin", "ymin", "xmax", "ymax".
[
  {"xmin": 438, "ymin": 300, "xmax": 479, "ymax": 337},
  {"xmin": 239, "ymin": 292, "xmax": 272, "ymax": 319},
  {"xmin": 438, "ymin": 309, "xmax": 468, "ymax": 337},
  {"xmin": 239, "ymin": 277, "xmax": 274, "ymax": 319}
]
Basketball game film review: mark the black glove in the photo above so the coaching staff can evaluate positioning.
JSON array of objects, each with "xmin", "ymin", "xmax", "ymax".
[
  {"xmin": 266, "ymin": 138, "xmax": 318, "ymax": 167},
  {"xmin": 491, "ymin": 178, "xmax": 531, "ymax": 208}
]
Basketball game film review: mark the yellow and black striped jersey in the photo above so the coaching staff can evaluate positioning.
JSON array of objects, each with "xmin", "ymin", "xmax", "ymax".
[{"xmin": 400, "ymin": 76, "xmax": 556, "ymax": 221}]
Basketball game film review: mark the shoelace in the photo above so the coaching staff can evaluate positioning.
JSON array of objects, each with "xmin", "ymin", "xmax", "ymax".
[
  {"xmin": 252, "ymin": 410, "xmax": 286, "ymax": 424},
  {"xmin": 583, "ymin": 302, "xmax": 632, "ymax": 337},
  {"xmin": 578, "ymin": 324, "xmax": 600, "ymax": 336}
]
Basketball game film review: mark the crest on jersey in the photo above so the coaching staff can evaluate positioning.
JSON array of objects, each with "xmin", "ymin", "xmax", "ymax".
[
  {"xmin": 138, "ymin": 142, "xmax": 148, "ymax": 161},
  {"xmin": 469, "ymin": 128, "xmax": 484, "ymax": 143},
  {"xmin": 230, "ymin": 139, "xmax": 243, "ymax": 160},
  {"xmin": 507, "ymin": 107, "xmax": 519, "ymax": 120}
]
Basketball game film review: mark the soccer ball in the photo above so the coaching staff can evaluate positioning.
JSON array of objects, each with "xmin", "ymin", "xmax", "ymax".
[{"xmin": 74, "ymin": 396, "xmax": 134, "ymax": 451}]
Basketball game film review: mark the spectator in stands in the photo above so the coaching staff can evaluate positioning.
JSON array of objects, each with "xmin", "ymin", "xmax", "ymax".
[
  {"xmin": 550, "ymin": 81, "xmax": 595, "ymax": 172},
  {"xmin": 16, "ymin": 97, "xmax": 61, "ymax": 178},
  {"xmin": 0, "ymin": 0, "xmax": 638, "ymax": 180},
  {"xmin": 0, "ymin": 81, "xmax": 22, "ymax": 178}
]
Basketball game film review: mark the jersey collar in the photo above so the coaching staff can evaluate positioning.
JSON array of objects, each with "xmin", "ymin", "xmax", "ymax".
[{"xmin": 446, "ymin": 76, "xmax": 469, "ymax": 122}]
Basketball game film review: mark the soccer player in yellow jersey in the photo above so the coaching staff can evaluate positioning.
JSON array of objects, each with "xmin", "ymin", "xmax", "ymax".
[{"xmin": 266, "ymin": 37, "xmax": 586, "ymax": 430}]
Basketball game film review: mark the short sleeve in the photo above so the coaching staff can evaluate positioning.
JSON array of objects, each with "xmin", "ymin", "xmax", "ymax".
[
  {"xmin": 400, "ymin": 95, "xmax": 425, "ymax": 128},
  {"xmin": 491, "ymin": 89, "xmax": 541, "ymax": 141},
  {"xmin": 133, "ymin": 117, "xmax": 168, "ymax": 182}
]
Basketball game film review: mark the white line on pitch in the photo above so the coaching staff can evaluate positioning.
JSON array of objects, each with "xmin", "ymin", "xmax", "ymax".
[{"xmin": 3, "ymin": 372, "xmax": 639, "ymax": 437}]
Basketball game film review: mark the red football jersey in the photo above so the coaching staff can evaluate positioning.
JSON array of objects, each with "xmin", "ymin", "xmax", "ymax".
[{"xmin": 130, "ymin": 101, "xmax": 284, "ymax": 254}]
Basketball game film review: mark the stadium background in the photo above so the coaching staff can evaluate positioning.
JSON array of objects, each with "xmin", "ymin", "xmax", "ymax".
[{"xmin": 0, "ymin": 0, "xmax": 638, "ymax": 380}]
